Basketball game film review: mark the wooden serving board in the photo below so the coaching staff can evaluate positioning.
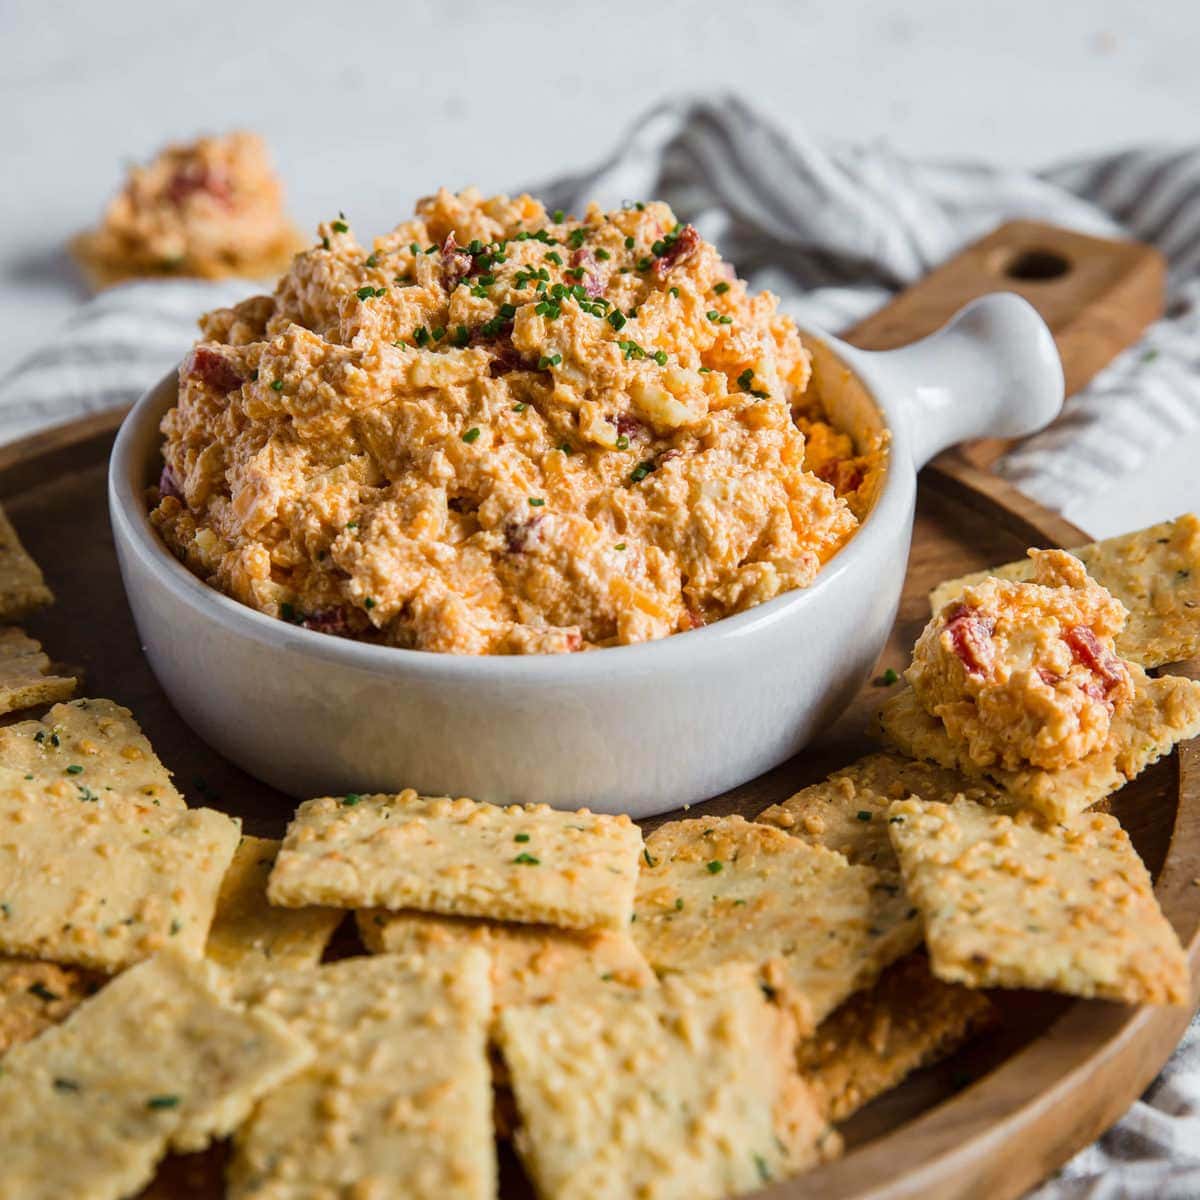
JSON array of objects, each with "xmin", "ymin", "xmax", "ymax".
[{"xmin": 7, "ymin": 220, "xmax": 1193, "ymax": 1199}]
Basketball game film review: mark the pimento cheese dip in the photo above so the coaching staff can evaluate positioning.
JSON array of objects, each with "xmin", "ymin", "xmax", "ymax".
[
  {"xmin": 151, "ymin": 189, "xmax": 882, "ymax": 655},
  {"xmin": 71, "ymin": 132, "xmax": 304, "ymax": 288},
  {"xmin": 908, "ymin": 550, "xmax": 1134, "ymax": 770}
]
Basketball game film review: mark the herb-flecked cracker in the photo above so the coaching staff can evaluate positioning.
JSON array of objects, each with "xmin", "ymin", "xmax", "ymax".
[
  {"xmin": 0, "ymin": 951, "xmax": 312, "ymax": 1200},
  {"xmin": 929, "ymin": 515, "xmax": 1200, "ymax": 668},
  {"xmin": 758, "ymin": 752, "xmax": 1009, "ymax": 877},
  {"xmin": 0, "ymin": 957, "xmax": 102, "ymax": 1053},
  {"xmin": 887, "ymin": 797, "xmax": 1189, "ymax": 1003},
  {"xmin": 497, "ymin": 973, "xmax": 840, "ymax": 1200},
  {"xmin": 0, "ymin": 784, "xmax": 240, "ymax": 971},
  {"xmin": 206, "ymin": 836, "xmax": 343, "ymax": 979},
  {"xmin": 0, "ymin": 697, "xmax": 182, "ymax": 809},
  {"xmin": 633, "ymin": 815, "xmax": 921, "ymax": 1033},
  {"xmin": 0, "ymin": 627, "xmax": 76, "ymax": 714},
  {"xmin": 230, "ymin": 949, "xmax": 495, "ymax": 1200},
  {"xmin": 0, "ymin": 504, "xmax": 53, "ymax": 620},
  {"xmin": 356, "ymin": 909, "xmax": 655, "ymax": 1011},
  {"xmin": 794, "ymin": 953, "xmax": 997, "ymax": 1122},
  {"xmin": 880, "ymin": 669, "xmax": 1200, "ymax": 821},
  {"xmin": 269, "ymin": 791, "xmax": 643, "ymax": 931}
]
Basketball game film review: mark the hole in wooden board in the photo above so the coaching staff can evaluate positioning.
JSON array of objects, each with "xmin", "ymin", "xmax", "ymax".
[{"xmin": 1003, "ymin": 248, "xmax": 1071, "ymax": 281}]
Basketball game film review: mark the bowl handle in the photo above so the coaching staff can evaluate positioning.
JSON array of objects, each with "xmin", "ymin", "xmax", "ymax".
[{"xmin": 833, "ymin": 294, "xmax": 1065, "ymax": 470}]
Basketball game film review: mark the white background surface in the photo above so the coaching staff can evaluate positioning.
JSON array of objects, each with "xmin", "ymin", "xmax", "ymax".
[{"xmin": 2, "ymin": 0, "xmax": 1199, "ymax": 533}]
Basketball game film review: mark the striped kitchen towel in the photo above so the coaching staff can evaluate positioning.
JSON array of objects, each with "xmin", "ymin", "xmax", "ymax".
[{"xmin": 1, "ymin": 95, "xmax": 1199, "ymax": 1196}]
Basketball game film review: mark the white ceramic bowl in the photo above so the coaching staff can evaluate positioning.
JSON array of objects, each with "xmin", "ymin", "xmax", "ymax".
[{"xmin": 109, "ymin": 294, "xmax": 1062, "ymax": 817}]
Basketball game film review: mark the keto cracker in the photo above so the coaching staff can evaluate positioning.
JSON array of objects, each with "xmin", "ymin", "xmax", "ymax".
[
  {"xmin": 0, "ymin": 697, "xmax": 182, "ymax": 809},
  {"xmin": 497, "ymin": 973, "xmax": 840, "ymax": 1200},
  {"xmin": 0, "ymin": 951, "xmax": 312, "ymax": 1200},
  {"xmin": 206, "ymin": 836, "xmax": 343, "ymax": 979},
  {"xmin": 758, "ymin": 752, "xmax": 1008, "ymax": 877},
  {"xmin": 356, "ymin": 909, "xmax": 655, "ymax": 1011},
  {"xmin": 887, "ymin": 797, "xmax": 1189, "ymax": 1003},
  {"xmin": 929, "ymin": 515, "xmax": 1200, "ymax": 668},
  {"xmin": 270, "ymin": 791, "xmax": 643, "ymax": 931},
  {"xmin": 0, "ymin": 627, "xmax": 76, "ymax": 714},
  {"xmin": 794, "ymin": 953, "xmax": 997, "ymax": 1122},
  {"xmin": 0, "ymin": 504, "xmax": 53, "ymax": 620},
  {"xmin": 229, "ymin": 949, "xmax": 496, "ymax": 1200},
  {"xmin": 0, "ymin": 783, "xmax": 241, "ymax": 971},
  {"xmin": 0, "ymin": 957, "xmax": 101, "ymax": 1053},
  {"xmin": 632, "ymin": 815, "xmax": 921, "ymax": 1033},
  {"xmin": 880, "ymin": 668, "xmax": 1200, "ymax": 821}
]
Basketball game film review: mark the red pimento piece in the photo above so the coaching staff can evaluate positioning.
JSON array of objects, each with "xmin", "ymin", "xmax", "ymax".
[
  {"xmin": 1037, "ymin": 667, "xmax": 1062, "ymax": 687},
  {"xmin": 943, "ymin": 603, "xmax": 996, "ymax": 677},
  {"xmin": 653, "ymin": 225, "xmax": 701, "ymax": 277},
  {"xmin": 440, "ymin": 232, "xmax": 472, "ymax": 291},
  {"xmin": 1064, "ymin": 625, "xmax": 1127, "ymax": 703},
  {"xmin": 183, "ymin": 345, "xmax": 244, "ymax": 393},
  {"xmin": 165, "ymin": 164, "xmax": 233, "ymax": 209},
  {"xmin": 158, "ymin": 463, "xmax": 183, "ymax": 501},
  {"xmin": 570, "ymin": 248, "xmax": 606, "ymax": 298},
  {"xmin": 504, "ymin": 515, "xmax": 544, "ymax": 554},
  {"xmin": 302, "ymin": 607, "xmax": 354, "ymax": 637},
  {"xmin": 614, "ymin": 415, "xmax": 645, "ymax": 439}
]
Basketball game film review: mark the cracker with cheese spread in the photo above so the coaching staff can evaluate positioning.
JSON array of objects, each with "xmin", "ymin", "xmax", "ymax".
[
  {"xmin": 0, "ymin": 784, "xmax": 240, "ymax": 971},
  {"xmin": 0, "ymin": 952, "xmax": 312, "ymax": 1200},
  {"xmin": 229, "ymin": 949, "xmax": 495, "ymax": 1200},
  {"xmin": 206, "ymin": 836, "xmax": 343, "ymax": 979},
  {"xmin": 794, "ymin": 953, "xmax": 997, "ymax": 1122},
  {"xmin": 632, "ymin": 815, "xmax": 921, "ymax": 1033},
  {"xmin": 0, "ymin": 697, "xmax": 182, "ymax": 809},
  {"xmin": 886, "ymin": 797, "xmax": 1189, "ymax": 1003},
  {"xmin": 757, "ymin": 752, "xmax": 1009, "ymax": 877},
  {"xmin": 356, "ymin": 909, "xmax": 655, "ymax": 1011},
  {"xmin": 0, "ymin": 505, "xmax": 52, "ymax": 620},
  {"xmin": 269, "ymin": 791, "xmax": 643, "ymax": 931},
  {"xmin": 0, "ymin": 957, "xmax": 101, "ymax": 1053},
  {"xmin": 498, "ymin": 973, "xmax": 838, "ymax": 1200},
  {"xmin": 929, "ymin": 515, "xmax": 1200, "ymax": 668},
  {"xmin": 880, "ymin": 667, "xmax": 1200, "ymax": 821},
  {"xmin": 0, "ymin": 627, "xmax": 76, "ymax": 714}
]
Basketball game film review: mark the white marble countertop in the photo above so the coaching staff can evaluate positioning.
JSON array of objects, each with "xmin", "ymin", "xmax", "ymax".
[{"xmin": 2, "ymin": 0, "xmax": 1198, "ymax": 531}]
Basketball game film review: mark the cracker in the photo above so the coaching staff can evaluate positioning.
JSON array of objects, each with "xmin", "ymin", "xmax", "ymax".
[
  {"xmin": 0, "ymin": 505, "xmax": 53, "ymax": 619},
  {"xmin": 758, "ymin": 752, "xmax": 1009, "ymax": 877},
  {"xmin": 880, "ymin": 668, "xmax": 1200, "ymax": 821},
  {"xmin": 0, "ymin": 957, "xmax": 102, "ymax": 1053},
  {"xmin": 0, "ymin": 627, "xmax": 76, "ymax": 714},
  {"xmin": 356, "ymin": 909, "xmax": 655, "ymax": 1011},
  {"xmin": 206, "ymin": 836, "xmax": 343, "ymax": 979},
  {"xmin": 229, "ymin": 949, "xmax": 495, "ymax": 1200},
  {"xmin": 887, "ymin": 797, "xmax": 1189, "ymax": 1003},
  {"xmin": 929, "ymin": 515, "xmax": 1200, "ymax": 668},
  {"xmin": 0, "ymin": 783, "xmax": 240, "ymax": 971},
  {"xmin": 794, "ymin": 953, "xmax": 997, "ymax": 1122},
  {"xmin": 0, "ymin": 697, "xmax": 182, "ymax": 809},
  {"xmin": 497, "ymin": 973, "xmax": 840, "ymax": 1200},
  {"xmin": 269, "ymin": 791, "xmax": 643, "ymax": 931},
  {"xmin": 0, "ymin": 951, "xmax": 312, "ymax": 1200},
  {"xmin": 632, "ymin": 815, "xmax": 921, "ymax": 1033}
]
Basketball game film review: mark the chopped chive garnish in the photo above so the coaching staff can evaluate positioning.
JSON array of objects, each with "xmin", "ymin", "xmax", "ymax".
[
  {"xmin": 528, "ymin": 497, "xmax": 545, "ymax": 507},
  {"xmin": 513, "ymin": 402, "xmax": 528, "ymax": 413},
  {"xmin": 514, "ymin": 832, "xmax": 531, "ymax": 843},
  {"xmin": 595, "ymin": 248, "xmax": 611, "ymax": 260},
  {"xmin": 615, "ymin": 435, "xmax": 630, "ymax": 450},
  {"xmin": 364, "ymin": 597, "xmax": 376, "ymax": 610},
  {"xmin": 607, "ymin": 311, "xmax": 627, "ymax": 331},
  {"xmin": 146, "ymin": 1095, "xmax": 181, "ymax": 1111},
  {"xmin": 714, "ymin": 281, "xmax": 731, "ymax": 294},
  {"xmin": 65, "ymin": 765, "xmax": 83, "ymax": 776},
  {"xmin": 856, "ymin": 811, "xmax": 872, "ymax": 822},
  {"xmin": 706, "ymin": 860, "xmax": 723, "ymax": 874},
  {"xmin": 342, "ymin": 793, "xmax": 362, "ymax": 806},
  {"xmin": 614, "ymin": 542, "xmax": 626, "ymax": 551},
  {"xmin": 462, "ymin": 427, "xmax": 481, "ymax": 444},
  {"xmin": 624, "ymin": 236, "xmax": 635, "ymax": 249},
  {"xmin": 270, "ymin": 379, "xmax": 284, "ymax": 391},
  {"xmin": 331, "ymin": 220, "xmax": 348, "ymax": 233},
  {"xmin": 653, "ymin": 350, "xmax": 668, "ymax": 366},
  {"xmin": 513, "ymin": 852, "xmax": 540, "ymax": 865}
]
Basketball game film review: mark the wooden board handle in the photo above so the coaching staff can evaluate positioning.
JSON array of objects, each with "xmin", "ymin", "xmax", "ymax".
[{"xmin": 840, "ymin": 220, "xmax": 1166, "ymax": 469}]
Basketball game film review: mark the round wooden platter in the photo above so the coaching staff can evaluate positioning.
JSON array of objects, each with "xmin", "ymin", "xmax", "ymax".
[{"xmin": 3, "ymin": 407, "xmax": 1197, "ymax": 1200}]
